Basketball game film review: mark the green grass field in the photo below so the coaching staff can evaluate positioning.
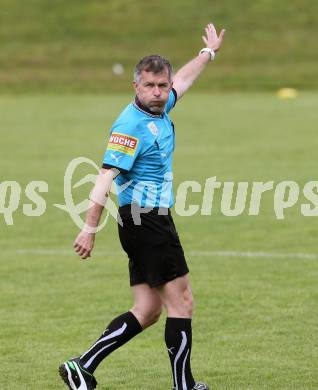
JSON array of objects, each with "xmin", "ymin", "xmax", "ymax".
[
  {"xmin": 0, "ymin": 0, "xmax": 317, "ymax": 92},
  {"xmin": 1, "ymin": 92, "xmax": 318, "ymax": 389}
]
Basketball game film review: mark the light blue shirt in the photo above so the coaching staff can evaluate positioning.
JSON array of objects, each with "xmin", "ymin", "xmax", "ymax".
[{"xmin": 102, "ymin": 89, "xmax": 177, "ymax": 207}]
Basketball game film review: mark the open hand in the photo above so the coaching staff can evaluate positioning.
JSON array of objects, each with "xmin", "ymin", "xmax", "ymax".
[{"xmin": 202, "ymin": 23, "xmax": 226, "ymax": 52}]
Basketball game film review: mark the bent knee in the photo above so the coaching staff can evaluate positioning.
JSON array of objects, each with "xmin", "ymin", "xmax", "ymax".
[
  {"xmin": 150, "ymin": 307, "xmax": 162, "ymax": 324},
  {"xmin": 166, "ymin": 288, "xmax": 194, "ymax": 318},
  {"xmin": 180, "ymin": 290, "xmax": 194, "ymax": 317},
  {"xmin": 131, "ymin": 305, "xmax": 162, "ymax": 328}
]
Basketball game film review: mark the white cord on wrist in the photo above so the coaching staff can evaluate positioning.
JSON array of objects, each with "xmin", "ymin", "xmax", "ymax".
[{"xmin": 199, "ymin": 47, "xmax": 216, "ymax": 61}]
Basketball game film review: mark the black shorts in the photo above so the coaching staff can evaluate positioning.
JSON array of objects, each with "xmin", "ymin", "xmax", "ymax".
[{"xmin": 117, "ymin": 205, "xmax": 189, "ymax": 288}]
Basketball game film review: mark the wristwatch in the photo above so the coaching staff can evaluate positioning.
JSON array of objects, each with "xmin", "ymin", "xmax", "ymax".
[{"xmin": 199, "ymin": 48, "xmax": 216, "ymax": 61}]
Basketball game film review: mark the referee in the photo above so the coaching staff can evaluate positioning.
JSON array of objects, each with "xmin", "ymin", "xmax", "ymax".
[{"xmin": 59, "ymin": 23, "xmax": 225, "ymax": 390}]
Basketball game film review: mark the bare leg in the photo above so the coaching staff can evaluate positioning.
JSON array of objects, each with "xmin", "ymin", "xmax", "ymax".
[
  {"xmin": 130, "ymin": 283, "xmax": 163, "ymax": 329},
  {"xmin": 78, "ymin": 284, "xmax": 162, "ymax": 373},
  {"xmin": 156, "ymin": 274, "xmax": 194, "ymax": 318}
]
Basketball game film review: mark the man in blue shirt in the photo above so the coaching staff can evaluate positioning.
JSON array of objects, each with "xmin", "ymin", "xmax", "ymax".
[
  {"xmin": 102, "ymin": 83, "xmax": 177, "ymax": 209},
  {"xmin": 60, "ymin": 23, "xmax": 225, "ymax": 390}
]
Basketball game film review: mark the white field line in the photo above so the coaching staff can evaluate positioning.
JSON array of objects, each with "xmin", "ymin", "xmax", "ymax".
[
  {"xmin": 189, "ymin": 250, "xmax": 318, "ymax": 260},
  {"xmin": 9, "ymin": 248, "xmax": 318, "ymax": 260}
]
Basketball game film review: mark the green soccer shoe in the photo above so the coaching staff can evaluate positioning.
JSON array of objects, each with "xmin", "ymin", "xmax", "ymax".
[{"xmin": 59, "ymin": 357, "xmax": 97, "ymax": 390}]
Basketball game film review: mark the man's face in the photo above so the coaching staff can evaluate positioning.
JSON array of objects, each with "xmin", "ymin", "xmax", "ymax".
[{"xmin": 133, "ymin": 69, "xmax": 172, "ymax": 114}]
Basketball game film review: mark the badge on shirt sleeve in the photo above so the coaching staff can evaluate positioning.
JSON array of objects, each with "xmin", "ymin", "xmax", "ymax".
[{"xmin": 106, "ymin": 132, "xmax": 139, "ymax": 156}]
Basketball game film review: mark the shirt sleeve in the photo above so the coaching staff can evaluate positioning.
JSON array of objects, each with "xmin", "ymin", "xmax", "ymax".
[
  {"xmin": 165, "ymin": 88, "xmax": 178, "ymax": 114},
  {"xmin": 102, "ymin": 122, "xmax": 142, "ymax": 173}
]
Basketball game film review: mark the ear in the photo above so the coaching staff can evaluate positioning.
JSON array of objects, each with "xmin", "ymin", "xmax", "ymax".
[{"xmin": 132, "ymin": 80, "xmax": 138, "ymax": 94}]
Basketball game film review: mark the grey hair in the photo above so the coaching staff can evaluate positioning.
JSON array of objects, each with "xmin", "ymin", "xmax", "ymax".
[{"xmin": 133, "ymin": 55, "xmax": 173, "ymax": 84}]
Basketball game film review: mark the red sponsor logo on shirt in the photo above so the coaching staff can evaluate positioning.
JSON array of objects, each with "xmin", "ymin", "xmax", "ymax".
[{"xmin": 107, "ymin": 132, "xmax": 138, "ymax": 156}]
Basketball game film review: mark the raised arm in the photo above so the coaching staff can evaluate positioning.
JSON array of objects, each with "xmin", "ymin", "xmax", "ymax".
[{"xmin": 172, "ymin": 23, "xmax": 226, "ymax": 99}]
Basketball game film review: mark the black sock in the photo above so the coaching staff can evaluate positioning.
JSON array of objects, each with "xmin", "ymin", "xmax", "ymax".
[
  {"xmin": 79, "ymin": 311, "xmax": 142, "ymax": 374},
  {"xmin": 165, "ymin": 317, "xmax": 195, "ymax": 389}
]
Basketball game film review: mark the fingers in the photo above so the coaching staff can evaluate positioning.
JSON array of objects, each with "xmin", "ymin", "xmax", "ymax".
[
  {"xmin": 205, "ymin": 26, "xmax": 211, "ymax": 42},
  {"xmin": 219, "ymin": 28, "xmax": 226, "ymax": 41},
  {"xmin": 74, "ymin": 242, "xmax": 91, "ymax": 259},
  {"xmin": 204, "ymin": 23, "xmax": 226, "ymax": 39},
  {"xmin": 202, "ymin": 35, "xmax": 208, "ymax": 45},
  {"xmin": 205, "ymin": 23, "xmax": 217, "ymax": 40},
  {"xmin": 73, "ymin": 236, "xmax": 93, "ymax": 260},
  {"xmin": 202, "ymin": 23, "xmax": 226, "ymax": 51},
  {"xmin": 216, "ymin": 28, "xmax": 226, "ymax": 51},
  {"xmin": 208, "ymin": 23, "xmax": 217, "ymax": 37}
]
